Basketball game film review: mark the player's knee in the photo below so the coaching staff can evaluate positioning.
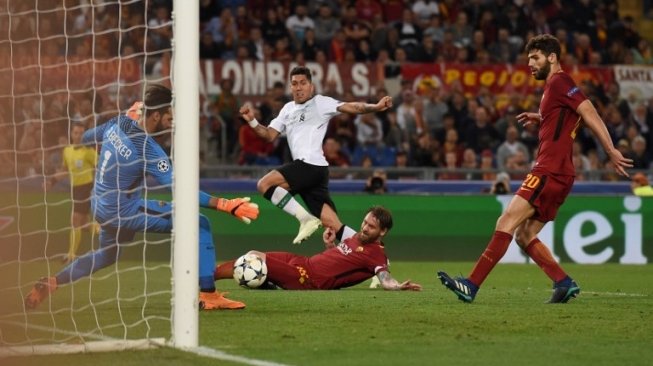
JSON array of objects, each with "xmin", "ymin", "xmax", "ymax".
[
  {"xmin": 256, "ymin": 178, "xmax": 269, "ymax": 194},
  {"xmin": 94, "ymin": 245, "xmax": 120, "ymax": 269},
  {"xmin": 514, "ymin": 229, "xmax": 533, "ymax": 249}
]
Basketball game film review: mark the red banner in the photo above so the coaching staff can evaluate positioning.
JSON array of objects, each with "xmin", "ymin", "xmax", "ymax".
[{"xmin": 401, "ymin": 63, "xmax": 613, "ymax": 106}]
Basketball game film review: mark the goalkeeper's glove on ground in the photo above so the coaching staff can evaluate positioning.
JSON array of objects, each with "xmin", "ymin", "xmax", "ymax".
[{"xmin": 216, "ymin": 197, "xmax": 259, "ymax": 224}]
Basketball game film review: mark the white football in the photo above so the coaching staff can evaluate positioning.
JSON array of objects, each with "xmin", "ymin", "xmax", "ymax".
[{"xmin": 233, "ymin": 253, "xmax": 268, "ymax": 288}]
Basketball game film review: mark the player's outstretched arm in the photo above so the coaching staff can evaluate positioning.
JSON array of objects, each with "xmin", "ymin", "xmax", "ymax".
[
  {"xmin": 337, "ymin": 96, "xmax": 393, "ymax": 115},
  {"xmin": 377, "ymin": 270, "xmax": 422, "ymax": 291},
  {"xmin": 213, "ymin": 196, "xmax": 260, "ymax": 224},
  {"xmin": 577, "ymin": 100, "xmax": 633, "ymax": 177},
  {"xmin": 239, "ymin": 104, "xmax": 280, "ymax": 142}
]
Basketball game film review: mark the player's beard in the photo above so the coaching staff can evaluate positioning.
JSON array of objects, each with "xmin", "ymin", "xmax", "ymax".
[{"xmin": 534, "ymin": 61, "xmax": 551, "ymax": 80}]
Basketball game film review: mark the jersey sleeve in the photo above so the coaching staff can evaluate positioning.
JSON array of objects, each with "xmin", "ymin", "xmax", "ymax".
[
  {"xmin": 316, "ymin": 95, "xmax": 343, "ymax": 119},
  {"xmin": 144, "ymin": 140, "xmax": 172, "ymax": 187},
  {"xmin": 81, "ymin": 119, "xmax": 113, "ymax": 146},
  {"xmin": 553, "ymin": 74, "xmax": 587, "ymax": 111},
  {"xmin": 268, "ymin": 103, "xmax": 290, "ymax": 133}
]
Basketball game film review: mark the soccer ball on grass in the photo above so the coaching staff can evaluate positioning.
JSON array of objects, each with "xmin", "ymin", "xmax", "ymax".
[{"xmin": 233, "ymin": 253, "xmax": 268, "ymax": 288}]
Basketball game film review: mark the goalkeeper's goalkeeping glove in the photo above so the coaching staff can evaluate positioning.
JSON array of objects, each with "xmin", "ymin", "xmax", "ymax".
[{"xmin": 216, "ymin": 197, "xmax": 259, "ymax": 224}]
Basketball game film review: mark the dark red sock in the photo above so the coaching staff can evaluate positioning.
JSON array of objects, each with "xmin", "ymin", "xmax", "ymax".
[
  {"xmin": 525, "ymin": 238, "xmax": 567, "ymax": 282},
  {"xmin": 214, "ymin": 260, "xmax": 235, "ymax": 280},
  {"xmin": 469, "ymin": 230, "xmax": 513, "ymax": 287}
]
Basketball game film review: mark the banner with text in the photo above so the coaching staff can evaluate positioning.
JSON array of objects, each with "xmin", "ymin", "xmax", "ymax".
[
  {"xmin": 401, "ymin": 63, "xmax": 613, "ymax": 102},
  {"xmin": 614, "ymin": 65, "xmax": 653, "ymax": 103},
  {"xmin": 201, "ymin": 60, "xmax": 381, "ymax": 98}
]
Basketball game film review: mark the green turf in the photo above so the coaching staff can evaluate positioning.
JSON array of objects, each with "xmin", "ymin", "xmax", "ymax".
[{"xmin": 2, "ymin": 262, "xmax": 652, "ymax": 366}]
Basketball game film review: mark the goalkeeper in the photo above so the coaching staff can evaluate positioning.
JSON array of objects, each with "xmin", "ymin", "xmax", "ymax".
[{"xmin": 25, "ymin": 84, "xmax": 259, "ymax": 311}]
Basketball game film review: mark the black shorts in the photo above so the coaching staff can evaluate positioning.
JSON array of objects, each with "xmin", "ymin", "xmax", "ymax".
[
  {"xmin": 277, "ymin": 160, "xmax": 335, "ymax": 217},
  {"xmin": 72, "ymin": 183, "xmax": 93, "ymax": 215}
]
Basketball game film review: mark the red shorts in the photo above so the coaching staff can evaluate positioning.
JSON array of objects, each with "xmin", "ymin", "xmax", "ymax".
[
  {"xmin": 515, "ymin": 171, "xmax": 574, "ymax": 222},
  {"xmin": 264, "ymin": 252, "xmax": 315, "ymax": 290}
]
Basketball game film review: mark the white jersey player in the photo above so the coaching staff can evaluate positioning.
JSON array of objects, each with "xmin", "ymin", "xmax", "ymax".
[{"xmin": 239, "ymin": 66, "xmax": 392, "ymax": 244}]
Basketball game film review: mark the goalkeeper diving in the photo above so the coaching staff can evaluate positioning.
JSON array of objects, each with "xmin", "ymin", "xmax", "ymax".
[{"xmin": 25, "ymin": 84, "xmax": 258, "ymax": 310}]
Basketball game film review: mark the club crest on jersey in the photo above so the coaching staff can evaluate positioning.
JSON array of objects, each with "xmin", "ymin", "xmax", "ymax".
[
  {"xmin": 299, "ymin": 113, "xmax": 305, "ymax": 123},
  {"xmin": 157, "ymin": 159, "xmax": 170, "ymax": 173},
  {"xmin": 566, "ymin": 86, "xmax": 580, "ymax": 97},
  {"xmin": 356, "ymin": 246, "xmax": 364, "ymax": 252}
]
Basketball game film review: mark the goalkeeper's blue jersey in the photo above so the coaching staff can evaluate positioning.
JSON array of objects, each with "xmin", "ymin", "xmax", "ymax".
[{"xmin": 82, "ymin": 115, "xmax": 172, "ymax": 218}]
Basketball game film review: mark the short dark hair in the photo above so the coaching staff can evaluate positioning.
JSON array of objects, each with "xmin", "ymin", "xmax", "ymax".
[
  {"xmin": 524, "ymin": 34, "xmax": 561, "ymax": 61},
  {"xmin": 144, "ymin": 84, "xmax": 172, "ymax": 117},
  {"xmin": 289, "ymin": 66, "xmax": 312, "ymax": 83},
  {"xmin": 368, "ymin": 206, "xmax": 393, "ymax": 231}
]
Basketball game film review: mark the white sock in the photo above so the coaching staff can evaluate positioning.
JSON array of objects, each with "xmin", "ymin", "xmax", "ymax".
[
  {"xmin": 340, "ymin": 225, "xmax": 356, "ymax": 241},
  {"xmin": 270, "ymin": 187, "xmax": 312, "ymax": 222}
]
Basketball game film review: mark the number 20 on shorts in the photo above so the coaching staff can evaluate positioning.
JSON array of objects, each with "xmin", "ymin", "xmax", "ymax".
[{"xmin": 522, "ymin": 174, "xmax": 541, "ymax": 189}]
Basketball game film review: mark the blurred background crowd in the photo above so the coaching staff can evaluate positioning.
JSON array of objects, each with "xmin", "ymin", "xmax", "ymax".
[{"xmin": 1, "ymin": 0, "xmax": 653, "ymax": 183}]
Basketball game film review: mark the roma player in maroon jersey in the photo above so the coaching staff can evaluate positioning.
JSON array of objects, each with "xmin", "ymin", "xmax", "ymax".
[
  {"xmin": 214, "ymin": 206, "xmax": 422, "ymax": 291},
  {"xmin": 438, "ymin": 34, "xmax": 633, "ymax": 304}
]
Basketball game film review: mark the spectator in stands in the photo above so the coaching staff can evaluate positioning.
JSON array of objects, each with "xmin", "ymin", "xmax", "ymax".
[
  {"xmin": 412, "ymin": 0, "xmax": 440, "ymax": 28},
  {"xmin": 630, "ymin": 135, "xmax": 651, "ymax": 169},
  {"xmin": 461, "ymin": 148, "xmax": 480, "ymax": 180},
  {"xmin": 504, "ymin": 150, "xmax": 529, "ymax": 180},
  {"xmin": 412, "ymin": 132, "xmax": 438, "ymax": 167},
  {"xmin": 572, "ymin": 141, "xmax": 591, "ymax": 173},
  {"xmin": 438, "ymin": 151, "xmax": 463, "ymax": 180},
  {"xmin": 323, "ymin": 138, "xmax": 350, "ymax": 169},
  {"xmin": 423, "ymin": 14, "xmax": 445, "ymax": 44},
  {"xmin": 496, "ymin": 125, "xmax": 530, "ymax": 171},
  {"xmin": 448, "ymin": 11, "xmax": 473, "ymax": 48},
  {"xmin": 213, "ymin": 79, "xmax": 240, "ymax": 155},
  {"xmin": 396, "ymin": 89, "xmax": 425, "ymax": 147},
  {"xmin": 285, "ymin": 3, "xmax": 314, "ymax": 49},
  {"xmin": 479, "ymin": 149, "xmax": 496, "ymax": 181},
  {"xmin": 200, "ymin": 32, "xmax": 221, "ymax": 58},
  {"xmin": 465, "ymin": 105, "xmax": 500, "ymax": 154},
  {"xmin": 243, "ymin": 27, "xmax": 265, "ymax": 61},
  {"xmin": 238, "ymin": 107, "xmax": 275, "ymax": 166},
  {"xmin": 632, "ymin": 39, "xmax": 653, "ymax": 65},
  {"xmin": 414, "ymin": 34, "xmax": 438, "ymax": 62},
  {"xmin": 272, "ymin": 36, "xmax": 293, "ymax": 62},
  {"xmin": 421, "ymin": 81, "xmax": 449, "ymax": 135},
  {"xmin": 204, "ymin": 8, "xmax": 234, "ymax": 44},
  {"xmin": 355, "ymin": 112, "xmax": 384, "ymax": 148},
  {"xmin": 355, "ymin": 0, "xmax": 382, "ymax": 24},
  {"xmin": 262, "ymin": 8, "xmax": 289, "ymax": 46},
  {"xmin": 314, "ymin": 4, "xmax": 340, "ymax": 49},
  {"xmin": 488, "ymin": 27, "xmax": 519, "ymax": 63},
  {"xmin": 394, "ymin": 9, "xmax": 422, "ymax": 59}
]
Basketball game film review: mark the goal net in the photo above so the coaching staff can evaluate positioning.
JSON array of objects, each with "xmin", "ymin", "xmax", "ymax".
[{"xmin": 0, "ymin": 0, "xmax": 199, "ymax": 356}]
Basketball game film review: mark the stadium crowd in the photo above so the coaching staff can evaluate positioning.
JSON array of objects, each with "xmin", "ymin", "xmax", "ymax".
[{"xmin": 1, "ymin": 0, "xmax": 653, "ymax": 183}]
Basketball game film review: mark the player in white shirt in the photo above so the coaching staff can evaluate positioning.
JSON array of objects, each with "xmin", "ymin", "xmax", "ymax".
[{"xmin": 239, "ymin": 66, "xmax": 392, "ymax": 244}]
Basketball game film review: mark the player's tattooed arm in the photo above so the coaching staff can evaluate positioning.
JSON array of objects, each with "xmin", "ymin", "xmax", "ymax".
[
  {"xmin": 377, "ymin": 270, "xmax": 422, "ymax": 291},
  {"xmin": 337, "ymin": 96, "xmax": 393, "ymax": 114}
]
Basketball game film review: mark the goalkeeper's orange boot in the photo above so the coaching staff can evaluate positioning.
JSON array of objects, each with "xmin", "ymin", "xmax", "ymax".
[
  {"xmin": 292, "ymin": 216, "xmax": 322, "ymax": 244},
  {"xmin": 24, "ymin": 277, "xmax": 57, "ymax": 310},
  {"xmin": 199, "ymin": 291, "xmax": 245, "ymax": 310}
]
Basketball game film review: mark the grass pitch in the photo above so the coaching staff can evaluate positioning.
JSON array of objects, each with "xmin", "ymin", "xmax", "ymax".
[{"xmin": 2, "ymin": 262, "xmax": 652, "ymax": 366}]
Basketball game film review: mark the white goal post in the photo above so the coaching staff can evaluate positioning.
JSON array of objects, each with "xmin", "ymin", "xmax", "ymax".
[{"xmin": 0, "ymin": 0, "xmax": 200, "ymax": 356}]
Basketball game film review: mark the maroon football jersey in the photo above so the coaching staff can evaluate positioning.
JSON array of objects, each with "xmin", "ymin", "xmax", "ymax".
[
  {"xmin": 307, "ymin": 235, "xmax": 389, "ymax": 289},
  {"xmin": 535, "ymin": 71, "xmax": 587, "ymax": 176}
]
